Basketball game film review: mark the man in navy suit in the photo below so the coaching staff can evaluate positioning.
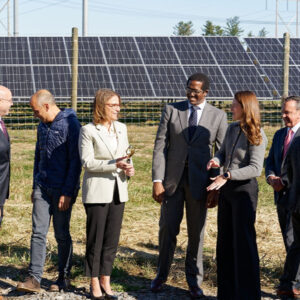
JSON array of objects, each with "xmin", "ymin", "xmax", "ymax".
[
  {"xmin": 0, "ymin": 85, "xmax": 13, "ymax": 228},
  {"xmin": 265, "ymin": 96, "xmax": 300, "ymax": 252}
]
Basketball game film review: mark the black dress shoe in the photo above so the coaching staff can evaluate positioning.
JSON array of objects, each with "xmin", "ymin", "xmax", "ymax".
[
  {"xmin": 189, "ymin": 286, "xmax": 205, "ymax": 299},
  {"xmin": 90, "ymin": 285, "xmax": 105, "ymax": 300},
  {"xmin": 100, "ymin": 286, "xmax": 118, "ymax": 300},
  {"xmin": 150, "ymin": 278, "xmax": 165, "ymax": 293}
]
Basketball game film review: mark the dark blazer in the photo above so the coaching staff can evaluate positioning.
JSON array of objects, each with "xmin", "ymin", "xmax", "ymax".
[
  {"xmin": 152, "ymin": 100, "xmax": 227, "ymax": 200},
  {"xmin": 0, "ymin": 128, "xmax": 10, "ymax": 207},
  {"xmin": 265, "ymin": 127, "xmax": 289, "ymax": 205},
  {"xmin": 285, "ymin": 134, "xmax": 300, "ymax": 210}
]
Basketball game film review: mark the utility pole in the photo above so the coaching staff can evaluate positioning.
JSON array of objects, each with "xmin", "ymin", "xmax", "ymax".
[
  {"xmin": 14, "ymin": 0, "xmax": 18, "ymax": 37},
  {"xmin": 276, "ymin": 0, "xmax": 278, "ymax": 37},
  {"xmin": 83, "ymin": 0, "xmax": 88, "ymax": 37},
  {"xmin": 7, "ymin": 0, "xmax": 10, "ymax": 36}
]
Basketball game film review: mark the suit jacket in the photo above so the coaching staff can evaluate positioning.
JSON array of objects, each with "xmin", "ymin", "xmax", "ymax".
[
  {"xmin": 285, "ymin": 134, "xmax": 300, "ymax": 210},
  {"xmin": 265, "ymin": 127, "xmax": 300, "ymax": 205},
  {"xmin": 152, "ymin": 100, "xmax": 228, "ymax": 200},
  {"xmin": 79, "ymin": 121, "xmax": 130, "ymax": 204},
  {"xmin": 213, "ymin": 122, "xmax": 267, "ymax": 181},
  {"xmin": 0, "ymin": 127, "xmax": 10, "ymax": 207}
]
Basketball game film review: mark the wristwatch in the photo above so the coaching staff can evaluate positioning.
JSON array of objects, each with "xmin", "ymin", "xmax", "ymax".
[{"xmin": 222, "ymin": 172, "xmax": 230, "ymax": 180}]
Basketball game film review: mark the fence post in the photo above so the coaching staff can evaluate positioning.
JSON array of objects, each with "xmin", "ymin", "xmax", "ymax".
[
  {"xmin": 71, "ymin": 27, "xmax": 79, "ymax": 111},
  {"xmin": 282, "ymin": 32, "xmax": 290, "ymax": 101}
]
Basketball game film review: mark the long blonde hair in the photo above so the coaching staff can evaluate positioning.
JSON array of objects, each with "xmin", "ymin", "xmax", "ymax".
[
  {"xmin": 93, "ymin": 89, "xmax": 121, "ymax": 125},
  {"xmin": 235, "ymin": 91, "xmax": 262, "ymax": 146}
]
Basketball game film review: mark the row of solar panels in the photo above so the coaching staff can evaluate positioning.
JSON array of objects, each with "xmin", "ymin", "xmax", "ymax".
[{"xmin": 0, "ymin": 36, "xmax": 298, "ymax": 100}]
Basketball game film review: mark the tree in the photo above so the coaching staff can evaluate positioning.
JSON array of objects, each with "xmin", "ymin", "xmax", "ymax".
[
  {"xmin": 248, "ymin": 31, "xmax": 254, "ymax": 37},
  {"xmin": 202, "ymin": 21, "xmax": 224, "ymax": 36},
  {"xmin": 224, "ymin": 16, "xmax": 244, "ymax": 37},
  {"xmin": 173, "ymin": 21, "xmax": 195, "ymax": 36},
  {"xmin": 258, "ymin": 27, "xmax": 268, "ymax": 37}
]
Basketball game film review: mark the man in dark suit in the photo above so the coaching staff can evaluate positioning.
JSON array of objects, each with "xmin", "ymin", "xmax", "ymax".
[
  {"xmin": 0, "ymin": 85, "xmax": 13, "ymax": 228},
  {"xmin": 151, "ymin": 73, "xmax": 227, "ymax": 298},
  {"xmin": 265, "ymin": 96, "xmax": 300, "ymax": 252},
  {"xmin": 276, "ymin": 96, "xmax": 300, "ymax": 298}
]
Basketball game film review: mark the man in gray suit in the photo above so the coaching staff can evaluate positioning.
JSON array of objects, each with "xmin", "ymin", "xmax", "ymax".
[
  {"xmin": 265, "ymin": 96, "xmax": 300, "ymax": 252},
  {"xmin": 0, "ymin": 85, "xmax": 13, "ymax": 228},
  {"xmin": 277, "ymin": 96, "xmax": 300, "ymax": 298},
  {"xmin": 151, "ymin": 73, "xmax": 227, "ymax": 298}
]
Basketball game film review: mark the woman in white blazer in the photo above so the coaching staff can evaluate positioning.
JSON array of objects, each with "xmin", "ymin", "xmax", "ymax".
[{"xmin": 79, "ymin": 89, "xmax": 134, "ymax": 300}]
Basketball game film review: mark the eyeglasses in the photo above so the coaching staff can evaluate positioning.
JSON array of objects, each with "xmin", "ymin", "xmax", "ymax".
[
  {"xmin": 186, "ymin": 87, "xmax": 205, "ymax": 95},
  {"xmin": 105, "ymin": 103, "xmax": 120, "ymax": 108},
  {"xmin": 0, "ymin": 98, "xmax": 13, "ymax": 103}
]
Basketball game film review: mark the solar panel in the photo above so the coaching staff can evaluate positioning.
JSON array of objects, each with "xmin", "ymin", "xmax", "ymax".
[
  {"xmin": 146, "ymin": 66, "xmax": 186, "ymax": 97},
  {"xmin": 205, "ymin": 37, "xmax": 253, "ymax": 65},
  {"xmin": 262, "ymin": 66, "xmax": 300, "ymax": 96},
  {"xmin": 0, "ymin": 37, "xmax": 30, "ymax": 64},
  {"xmin": 245, "ymin": 38, "xmax": 283, "ymax": 65},
  {"xmin": 101, "ymin": 37, "xmax": 143, "ymax": 65},
  {"xmin": 290, "ymin": 38, "xmax": 300, "ymax": 65},
  {"xmin": 0, "ymin": 66, "xmax": 33, "ymax": 97},
  {"xmin": 184, "ymin": 66, "xmax": 232, "ymax": 98},
  {"xmin": 30, "ymin": 37, "xmax": 69, "ymax": 65},
  {"xmin": 170, "ymin": 36, "xmax": 215, "ymax": 65},
  {"xmin": 220, "ymin": 66, "xmax": 273, "ymax": 97},
  {"xmin": 108, "ymin": 66, "xmax": 154, "ymax": 97},
  {"xmin": 33, "ymin": 66, "xmax": 71, "ymax": 97},
  {"xmin": 78, "ymin": 66, "xmax": 112, "ymax": 97},
  {"xmin": 135, "ymin": 37, "xmax": 179, "ymax": 65}
]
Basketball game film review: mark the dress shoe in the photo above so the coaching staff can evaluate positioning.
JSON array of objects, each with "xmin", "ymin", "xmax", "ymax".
[
  {"xmin": 16, "ymin": 276, "xmax": 41, "ymax": 293},
  {"xmin": 276, "ymin": 287, "xmax": 294, "ymax": 297},
  {"xmin": 100, "ymin": 285, "xmax": 118, "ymax": 300},
  {"xmin": 49, "ymin": 276, "xmax": 71, "ymax": 292},
  {"xmin": 90, "ymin": 285, "xmax": 105, "ymax": 300},
  {"xmin": 150, "ymin": 278, "xmax": 165, "ymax": 293},
  {"xmin": 189, "ymin": 286, "xmax": 204, "ymax": 299}
]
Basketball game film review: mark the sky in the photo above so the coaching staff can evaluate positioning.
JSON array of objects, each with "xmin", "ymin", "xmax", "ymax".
[{"xmin": 0, "ymin": 0, "xmax": 299, "ymax": 38}]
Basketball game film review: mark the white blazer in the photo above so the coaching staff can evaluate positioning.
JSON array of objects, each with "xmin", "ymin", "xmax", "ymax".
[{"xmin": 79, "ymin": 121, "xmax": 130, "ymax": 204}]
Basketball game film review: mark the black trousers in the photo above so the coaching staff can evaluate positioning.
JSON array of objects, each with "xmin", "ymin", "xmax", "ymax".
[
  {"xmin": 84, "ymin": 185, "xmax": 125, "ymax": 277},
  {"xmin": 217, "ymin": 178, "xmax": 261, "ymax": 300}
]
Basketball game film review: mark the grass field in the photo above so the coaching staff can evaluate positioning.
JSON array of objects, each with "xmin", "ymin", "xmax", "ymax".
[{"xmin": 0, "ymin": 125, "xmax": 286, "ymax": 294}]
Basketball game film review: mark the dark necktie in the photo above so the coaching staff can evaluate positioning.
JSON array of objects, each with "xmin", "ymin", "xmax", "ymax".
[
  {"xmin": 0, "ymin": 120, "xmax": 8, "ymax": 140},
  {"xmin": 189, "ymin": 106, "xmax": 200, "ymax": 140}
]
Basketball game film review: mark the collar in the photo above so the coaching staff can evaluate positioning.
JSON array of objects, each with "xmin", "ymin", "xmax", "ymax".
[
  {"xmin": 188, "ymin": 99, "xmax": 206, "ymax": 110},
  {"xmin": 290, "ymin": 121, "xmax": 300, "ymax": 134}
]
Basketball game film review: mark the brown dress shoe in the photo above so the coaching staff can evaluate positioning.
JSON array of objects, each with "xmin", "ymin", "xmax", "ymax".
[{"xmin": 16, "ymin": 276, "xmax": 41, "ymax": 293}]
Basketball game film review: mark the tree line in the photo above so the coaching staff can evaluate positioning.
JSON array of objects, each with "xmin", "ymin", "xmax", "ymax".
[{"xmin": 173, "ymin": 17, "xmax": 267, "ymax": 37}]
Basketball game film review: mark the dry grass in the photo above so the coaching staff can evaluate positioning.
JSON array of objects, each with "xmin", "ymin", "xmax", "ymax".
[{"xmin": 0, "ymin": 125, "xmax": 286, "ymax": 293}]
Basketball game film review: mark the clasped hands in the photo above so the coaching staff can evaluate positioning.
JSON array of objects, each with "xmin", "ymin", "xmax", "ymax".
[
  {"xmin": 267, "ymin": 175, "xmax": 284, "ymax": 192},
  {"xmin": 116, "ymin": 156, "xmax": 135, "ymax": 177}
]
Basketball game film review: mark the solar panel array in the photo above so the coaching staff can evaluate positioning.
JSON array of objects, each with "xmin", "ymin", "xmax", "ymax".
[
  {"xmin": 245, "ymin": 37, "xmax": 300, "ymax": 96},
  {"xmin": 0, "ymin": 36, "xmax": 280, "ymax": 102}
]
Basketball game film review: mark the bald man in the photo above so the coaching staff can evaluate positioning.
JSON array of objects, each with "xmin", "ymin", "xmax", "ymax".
[
  {"xmin": 0, "ymin": 85, "xmax": 13, "ymax": 228},
  {"xmin": 17, "ymin": 90, "xmax": 81, "ymax": 293}
]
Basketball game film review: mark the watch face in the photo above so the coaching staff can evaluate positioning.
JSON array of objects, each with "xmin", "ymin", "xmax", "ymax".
[{"xmin": 224, "ymin": 172, "xmax": 229, "ymax": 178}]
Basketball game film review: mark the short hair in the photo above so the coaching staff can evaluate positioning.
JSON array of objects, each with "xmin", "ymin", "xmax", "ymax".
[
  {"xmin": 93, "ymin": 89, "xmax": 121, "ymax": 124},
  {"xmin": 35, "ymin": 89, "xmax": 56, "ymax": 106},
  {"xmin": 283, "ymin": 95, "xmax": 300, "ymax": 110},
  {"xmin": 186, "ymin": 73, "xmax": 210, "ymax": 91}
]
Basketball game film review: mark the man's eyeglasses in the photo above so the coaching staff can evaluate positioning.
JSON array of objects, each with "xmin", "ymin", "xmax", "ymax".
[
  {"xmin": 105, "ymin": 103, "xmax": 120, "ymax": 108},
  {"xmin": 186, "ymin": 87, "xmax": 205, "ymax": 95}
]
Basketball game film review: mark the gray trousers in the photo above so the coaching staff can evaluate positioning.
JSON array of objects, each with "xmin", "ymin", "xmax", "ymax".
[
  {"xmin": 28, "ymin": 185, "xmax": 74, "ymax": 283},
  {"xmin": 156, "ymin": 169, "xmax": 207, "ymax": 288},
  {"xmin": 277, "ymin": 203, "xmax": 294, "ymax": 252}
]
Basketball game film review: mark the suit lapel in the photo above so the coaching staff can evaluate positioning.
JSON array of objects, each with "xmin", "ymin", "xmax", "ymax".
[
  {"xmin": 178, "ymin": 101, "xmax": 189, "ymax": 143},
  {"xmin": 279, "ymin": 128, "xmax": 287, "ymax": 159},
  {"xmin": 114, "ymin": 122, "xmax": 125, "ymax": 158},
  {"xmin": 282, "ymin": 127, "xmax": 300, "ymax": 165},
  {"xmin": 95, "ymin": 124, "xmax": 115, "ymax": 159},
  {"xmin": 0, "ymin": 129, "xmax": 9, "ymax": 144}
]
